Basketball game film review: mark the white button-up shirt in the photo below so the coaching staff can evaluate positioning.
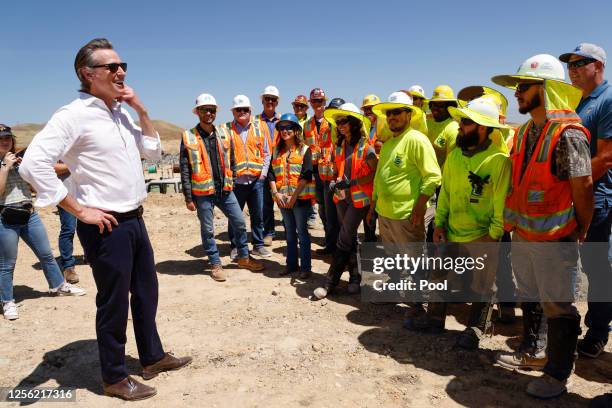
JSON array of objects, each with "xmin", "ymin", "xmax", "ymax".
[{"xmin": 19, "ymin": 92, "xmax": 161, "ymax": 213}]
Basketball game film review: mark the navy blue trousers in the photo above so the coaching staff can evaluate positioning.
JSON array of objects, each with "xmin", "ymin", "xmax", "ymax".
[{"xmin": 77, "ymin": 216, "xmax": 165, "ymax": 384}]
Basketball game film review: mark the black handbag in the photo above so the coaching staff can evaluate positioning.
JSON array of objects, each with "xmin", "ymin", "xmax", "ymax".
[{"xmin": 0, "ymin": 205, "xmax": 32, "ymax": 225}]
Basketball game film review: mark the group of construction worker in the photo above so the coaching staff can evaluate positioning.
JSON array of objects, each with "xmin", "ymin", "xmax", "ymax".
[{"xmin": 179, "ymin": 43, "xmax": 611, "ymax": 401}]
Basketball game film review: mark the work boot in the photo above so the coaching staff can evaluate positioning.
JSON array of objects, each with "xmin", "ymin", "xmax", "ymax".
[
  {"xmin": 347, "ymin": 252, "xmax": 361, "ymax": 295},
  {"xmin": 526, "ymin": 373, "xmax": 568, "ymax": 399},
  {"xmin": 543, "ymin": 317, "xmax": 581, "ymax": 385},
  {"xmin": 496, "ymin": 302, "xmax": 547, "ymax": 370},
  {"xmin": 237, "ymin": 257, "xmax": 264, "ymax": 272},
  {"xmin": 404, "ymin": 302, "xmax": 446, "ymax": 333},
  {"xmin": 577, "ymin": 336, "xmax": 607, "ymax": 359},
  {"xmin": 63, "ymin": 267, "xmax": 79, "ymax": 284},
  {"xmin": 210, "ymin": 264, "xmax": 227, "ymax": 282},
  {"xmin": 313, "ymin": 249, "xmax": 350, "ymax": 299},
  {"xmin": 457, "ymin": 302, "xmax": 493, "ymax": 350}
]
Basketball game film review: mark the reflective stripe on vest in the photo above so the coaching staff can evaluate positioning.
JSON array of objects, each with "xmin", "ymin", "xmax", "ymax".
[
  {"xmin": 255, "ymin": 114, "xmax": 277, "ymax": 148},
  {"xmin": 271, "ymin": 144, "xmax": 315, "ymax": 202},
  {"xmin": 503, "ymin": 119, "xmax": 590, "ymax": 240},
  {"xmin": 182, "ymin": 127, "xmax": 233, "ymax": 196},
  {"xmin": 332, "ymin": 137, "xmax": 374, "ymax": 208},
  {"xmin": 228, "ymin": 120, "xmax": 265, "ymax": 178},
  {"xmin": 304, "ymin": 117, "xmax": 330, "ymax": 166}
]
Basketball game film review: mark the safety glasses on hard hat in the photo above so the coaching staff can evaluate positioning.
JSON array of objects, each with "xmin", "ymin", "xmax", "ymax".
[
  {"xmin": 90, "ymin": 62, "xmax": 127, "ymax": 73},
  {"xmin": 567, "ymin": 58, "xmax": 597, "ymax": 69}
]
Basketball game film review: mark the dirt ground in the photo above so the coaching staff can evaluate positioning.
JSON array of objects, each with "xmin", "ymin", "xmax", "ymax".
[{"xmin": 1, "ymin": 193, "xmax": 610, "ymax": 407}]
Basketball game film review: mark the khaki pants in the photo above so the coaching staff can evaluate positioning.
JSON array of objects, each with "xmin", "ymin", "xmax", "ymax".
[
  {"xmin": 378, "ymin": 214, "xmax": 425, "ymax": 244},
  {"xmin": 512, "ymin": 233, "xmax": 579, "ymax": 319}
]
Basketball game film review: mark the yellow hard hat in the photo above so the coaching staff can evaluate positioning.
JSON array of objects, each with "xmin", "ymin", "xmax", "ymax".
[
  {"xmin": 361, "ymin": 94, "xmax": 381, "ymax": 108},
  {"xmin": 430, "ymin": 85, "xmax": 456, "ymax": 102}
]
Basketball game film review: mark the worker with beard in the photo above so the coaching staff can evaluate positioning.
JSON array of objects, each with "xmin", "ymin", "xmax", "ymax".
[{"xmin": 405, "ymin": 97, "xmax": 511, "ymax": 351}]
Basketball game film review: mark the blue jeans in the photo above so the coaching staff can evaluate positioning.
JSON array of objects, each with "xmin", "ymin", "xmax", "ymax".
[
  {"xmin": 263, "ymin": 180, "xmax": 276, "ymax": 238},
  {"xmin": 229, "ymin": 180, "xmax": 265, "ymax": 249},
  {"xmin": 58, "ymin": 206, "xmax": 77, "ymax": 270},
  {"xmin": 195, "ymin": 192, "xmax": 249, "ymax": 265},
  {"xmin": 281, "ymin": 205, "xmax": 312, "ymax": 272},
  {"xmin": 580, "ymin": 201, "xmax": 612, "ymax": 342},
  {"xmin": 0, "ymin": 211, "xmax": 64, "ymax": 302}
]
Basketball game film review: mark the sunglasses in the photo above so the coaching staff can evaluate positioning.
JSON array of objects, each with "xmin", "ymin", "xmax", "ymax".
[
  {"xmin": 516, "ymin": 83, "xmax": 539, "ymax": 93},
  {"xmin": 278, "ymin": 125, "xmax": 295, "ymax": 132},
  {"xmin": 460, "ymin": 118, "xmax": 476, "ymax": 126},
  {"xmin": 386, "ymin": 108, "xmax": 410, "ymax": 117},
  {"xmin": 293, "ymin": 103, "xmax": 308, "ymax": 108},
  {"xmin": 310, "ymin": 98, "xmax": 325, "ymax": 104},
  {"xmin": 335, "ymin": 118, "xmax": 350, "ymax": 126},
  {"xmin": 234, "ymin": 107, "xmax": 250, "ymax": 113},
  {"xmin": 567, "ymin": 58, "xmax": 597, "ymax": 69},
  {"xmin": 362, "ymin": 107, "xmax": 373, "ymax": 114},
  {"xmin": 264, "ymin": 96, "xmax": 278, "ymax": 103},
  {"xmin": 197, "ymin": 107, "xmax": 217, "ymax": 114},
  {"xmin": 90, "ymin": 62, "xmax": 128, "ymax": 73}
]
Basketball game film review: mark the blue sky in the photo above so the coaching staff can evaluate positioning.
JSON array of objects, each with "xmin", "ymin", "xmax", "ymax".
[{"xmin": 2, "ymin": 0, "xmax": 611, "ymax": 128}]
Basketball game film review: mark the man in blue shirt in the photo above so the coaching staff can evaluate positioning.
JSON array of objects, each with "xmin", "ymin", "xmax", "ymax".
[
  {"xmin": 258, "ymin": 85, "xmax": 280, "ymax": 246},
  {"xmin": 560, "ymin": 43, "xmax": 612, "ymax": 358}
]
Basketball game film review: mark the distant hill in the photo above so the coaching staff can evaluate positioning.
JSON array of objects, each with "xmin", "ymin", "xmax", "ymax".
[{"xmin": 11, "ymin": 120, "xmax": 183, "ymax": 155}]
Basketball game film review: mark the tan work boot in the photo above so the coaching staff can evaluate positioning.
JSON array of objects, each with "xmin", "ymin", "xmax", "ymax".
[
  {"xmin": 496, "ymin": 350, "xmax": 547, "ymax": 371},
  {"xmin": 63, "ymin": 267, "xmax": 79, "ymax": 284},
  {"xmin": 210, "ymin": 264, "xmax": 227, "ymax": 282},
  {"xmin": 237, "ymin": 257, "xmax": 264, "ymax": 271}
]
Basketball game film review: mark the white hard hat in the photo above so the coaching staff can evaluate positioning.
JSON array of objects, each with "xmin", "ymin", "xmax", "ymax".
[
  {"xmin": 232, "ymin": 94, "xmax": 252, "ymax": 109},
  {"xmin": 193, "ymin": 93, "xmax": 217, "ymax": 114},
  {"xmin": 407, "ymin": 85, "xmax": 426, "ymax": 99},
  {"xmin": 338, "ymin": 102, "xmax": 361, "ymax": 115},
  {"xmin": 261, "ymin": 85, "xmax": 280, "ymax": 98},
  {"xmin": 492, "ymin": 54, "xmax": 565, "ymax": 89},
  {"xmin": 388, "ymin": 91, "xmax": 414, "ymax": 105}
]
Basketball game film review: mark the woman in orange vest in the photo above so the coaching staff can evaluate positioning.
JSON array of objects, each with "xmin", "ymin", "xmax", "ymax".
[
  {"xmin": 313, "ymin": 103, "xmax": 378, "ymax": 299},
  {"xmin": 269, "ymin": 113, "xmax": 316, "ymax": 279}
]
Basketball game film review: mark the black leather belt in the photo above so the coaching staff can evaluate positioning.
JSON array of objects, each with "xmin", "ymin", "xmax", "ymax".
[{"xmin": 106, "ymin": 206, "xmax": 144, "ymax": 221}]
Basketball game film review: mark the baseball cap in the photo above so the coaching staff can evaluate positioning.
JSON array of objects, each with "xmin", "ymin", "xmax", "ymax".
[{"xmin": 559, "ymin": 43, "xmax": 606, "ymax": 65}]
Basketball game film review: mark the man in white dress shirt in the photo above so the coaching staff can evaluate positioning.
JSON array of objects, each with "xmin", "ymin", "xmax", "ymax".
[{"xmin": 20, "ymin": 38, "xmax": 191, "ymax": 401}]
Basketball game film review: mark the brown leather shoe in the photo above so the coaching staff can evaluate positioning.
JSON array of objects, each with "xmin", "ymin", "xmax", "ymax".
[
  {"xmin": 63, "ymin": 267, "xmax": 79, "ymax": 284},
  {"xmin": 103, "ymin": 376, "xmax": 157, "ymax": 401},
  {"xmin": 211, "ymin": 264, "xmax": 227, "ymax": 282},
  {"xmin": 142, "ymin": 352, "xmax": 193, "ymax": 380},
  {"xmin": 237, "ymin": 257, "xmax": 264, "ymax": 271}
]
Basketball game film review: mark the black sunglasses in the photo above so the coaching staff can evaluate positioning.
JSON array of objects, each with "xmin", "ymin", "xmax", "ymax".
[
  {"xmin": 516, "ymin": 83, "xmax": 539, "ymax": 93},
  {"xmin": 234, "ymin": 107, "xmax": 250, "ymax": 113},
  {"xmin": 567, "ymin": 58, "xmax": 597, "ymax": 69},
  {"xmin": 310, "ymin": 98, "xmax": 325, "ymax": 104},
  {"xmin": 90, "ymin": 62, "xmax": 128, "ymax": 73},
  {"xmin": 264, "ymin": 96, "xmax": 278, "ymax": 103},
  {"xmin": 460, "ymin": 118, "xmax": 476, "ymax": 126},
  {"xmin": 277, "ymin": 125, "xmax": 295, "ymax": 132},
  {"xmin": 197, "ymin": 107, "xmax": 217, "ymax": 114},
  {"xmin": 386, "ymin": 108, "xmax": 410, "ymax": 117},
  {"xmin": 336, "ymin": 118, "xmax": 350, "ymax": 126}
]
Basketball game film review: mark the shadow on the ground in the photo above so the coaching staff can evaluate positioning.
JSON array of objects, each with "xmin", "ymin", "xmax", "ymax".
[
  {"xmin": 13, "ymin": 339, "xmax": 141, "ymax": 405},
  {"xmin": 32, "ymin": 255, "xmax": 88, "ymax": 271},
  {"xmin": 354, "ymin": 309, "xmax": 594, "ymax": 407},
  {"xmin": 12, "ymin": 285, "xmax": 49, "ymax": 302}
]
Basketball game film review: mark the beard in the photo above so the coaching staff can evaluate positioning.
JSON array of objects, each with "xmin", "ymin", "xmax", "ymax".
[
  {"xmin": 518, "ymin": 93, "xmax": 541, "ymax": 114},
  {"xmin": 456, "ymin": 127, "xmax": 480, "ymax": 149}
]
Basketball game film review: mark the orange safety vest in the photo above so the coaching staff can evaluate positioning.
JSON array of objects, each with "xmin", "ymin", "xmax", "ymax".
[
  {"xmin": 182, "ymin": 126, "xmax": 233, "ymax": 196},
  {"xmin": 504, "ymin": 119, "xmax": 590, "ymax": 241},
  {"xmin": 271, "ymin": 144, "xmax": 316, "ymax": 203},
  {"xmin": 303, "ymin": 117, "xmax": 330, "ymax": 171},
  {"xmin": 226, "ymin": 120, "xmax": 266, "ymax": 178},
  {"xmin": 332, "ymin": 136, "xmax": 374, "ymax": 208},
  {"xmin": 254, "ymin": 113, "xmax": 277, "ymax": 148}
]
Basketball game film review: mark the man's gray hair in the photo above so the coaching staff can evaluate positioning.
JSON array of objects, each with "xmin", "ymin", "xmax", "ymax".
[{"xmin": 74, "ymin": 38, "xmax": 114, "ymax": 92}]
